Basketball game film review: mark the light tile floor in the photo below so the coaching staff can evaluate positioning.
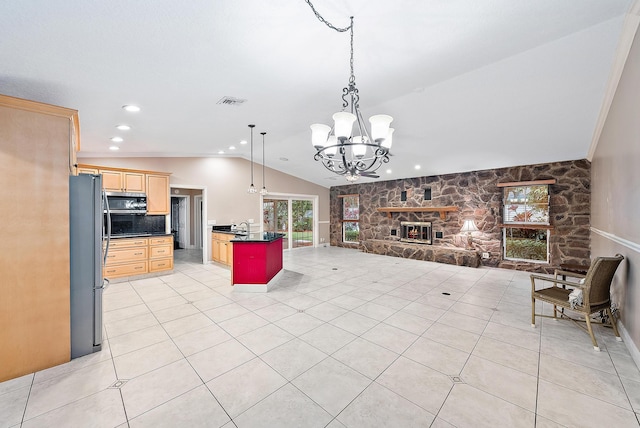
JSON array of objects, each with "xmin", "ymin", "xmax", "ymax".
[{"xmin": 2, "ymin": 247, "xmax": 640, "ymax": 427}]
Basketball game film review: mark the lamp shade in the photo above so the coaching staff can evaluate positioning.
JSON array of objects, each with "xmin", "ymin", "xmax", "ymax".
[
  {"xmin": 333, "ymin": 112, "xmax": 356, "ymax": 139},
  {"xmin": 460, "ymin": 219, "xmax": 479, "ymax": 233},
  {"xmin": 310, "ymin": 124, "xmax": 331, "ymax": 149},
  {"xmin": 324, "ymin": 136, "xmax": 338, "ymax": 156},
  {"xmin": 381, "ymin": 128, "xmax": 394, "ymax": 149},
  {"xmin": 369, "ymin": 114, "xmax": 393, "ymax": 142},
  {"xmin": 352, "ymin": 136, "xmax": 368, "ymax": 158}
]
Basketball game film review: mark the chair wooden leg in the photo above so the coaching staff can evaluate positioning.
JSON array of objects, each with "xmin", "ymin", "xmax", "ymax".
[
  {"xmin": 531, "ymin": 297, "xmax": 536, "ymax": 328},
  {"xmin": 553, "ymin": 304, "xmax": 557, "ymax": 319},
  {"xmin": 585, "ymin": 316, "xmax": 600, "ymax": 351},
  {"xmin": 607, "ymin": 307, "xmax": 622, "ymax": 341}
]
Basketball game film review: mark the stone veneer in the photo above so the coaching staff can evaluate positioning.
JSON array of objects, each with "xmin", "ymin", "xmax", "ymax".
[{"xmin": 330, "ymin": 159, "xmax": 591, "ymax": 273}]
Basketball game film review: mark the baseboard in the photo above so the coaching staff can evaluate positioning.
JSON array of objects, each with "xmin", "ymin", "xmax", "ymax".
[{"xmin": 617, "ymin": 320, "xmax": 640, "ymax": 369}]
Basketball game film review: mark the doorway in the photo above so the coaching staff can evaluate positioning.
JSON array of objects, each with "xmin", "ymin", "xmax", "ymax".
[
  {"xmin": 262, "ymin": 194, "xmax": 317, "ymax": 250},
  {"xmin": 171, "ymin": 195, "xmax": 190, "ymax": 250},
  {"xmin": 170, "ymin": 185, "xmax": 208, "ymax": 264}
]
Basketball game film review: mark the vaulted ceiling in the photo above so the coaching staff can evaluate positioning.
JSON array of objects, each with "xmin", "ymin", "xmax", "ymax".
[{"xmin": 0, "ymin": 0, "xmax": 633, "ymax": 187}]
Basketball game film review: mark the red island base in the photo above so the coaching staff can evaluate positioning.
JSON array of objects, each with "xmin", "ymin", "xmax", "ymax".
[{"xmin": 231, "ymin": 234, "xmax": 283, "ymax": 292}]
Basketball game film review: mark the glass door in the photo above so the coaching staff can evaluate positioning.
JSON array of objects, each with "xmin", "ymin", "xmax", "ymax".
[
  {"xmin": 291, "ymin": 200, "xmax": 313, "ymax": 248},
  {"xmin": 263, "ymin": 199, "xmax": 289, "ymax": 249},
  {"xmin": 263, "ymin": 197, "xmax": 315, "ymax": 250}
]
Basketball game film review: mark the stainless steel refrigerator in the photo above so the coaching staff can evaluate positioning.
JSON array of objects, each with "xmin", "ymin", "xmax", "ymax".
[{"xmin": 69, "ymin": 174, "xmax": 110, "ymax": 358}]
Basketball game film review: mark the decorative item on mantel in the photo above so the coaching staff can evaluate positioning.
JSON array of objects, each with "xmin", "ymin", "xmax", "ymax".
[
  {"xmin": 460, "ymin": 219, "xmax": 479, "ymax": 250},
  {"xmin": 305, "ymin": 0, "xmax": 394, "ymax": 182}
]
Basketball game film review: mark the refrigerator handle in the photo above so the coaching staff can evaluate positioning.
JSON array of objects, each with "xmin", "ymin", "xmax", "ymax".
[{"xmin": 103, "ymin": 188, "xmax": 111, "ymax": 266}]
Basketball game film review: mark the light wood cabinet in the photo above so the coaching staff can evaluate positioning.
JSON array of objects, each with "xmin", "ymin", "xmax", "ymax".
[
  {"xmin": 149, "ymin": 236, "xmax": 173, "ymax": 273},
  {"xmin": 211, "ymin": 232, "xmax": 234, "ymax": 266},
  {"xmin": 1, "ymin": 94, "xmax": 79, "ymax": 381},
  {"xmin": 100, "ymin": 169, "xmax": 145, "ymax": 193},
  {"xmin": 104, "ymin": 235, "xmax": 174, "ymax": 277},
  {"xmin": 104, "ymin": 238, "xmax": 149, "ymax": 278},
  {"xmin": 147, "ymin": 174, "xmax": 170, "ymax": 215},
  {"xmin": 77, "ymin": 165, "xmax": 169, "ymax": 212},
  {"xmin": 78, "ymin": 166, "xmax": 99, "ymax": 175}
]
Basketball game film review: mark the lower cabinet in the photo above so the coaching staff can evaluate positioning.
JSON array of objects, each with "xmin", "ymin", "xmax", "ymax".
[
  {"xmin": 211, "ymin": 233, "xmax": 233, "ymax": 266},
  {"xmin": 104, "ymin": 236, "xmax": 173, "ymax": 278},
  {"xmin": 149, "ymin": 236, "xmax": 174, "ymax": 273}
]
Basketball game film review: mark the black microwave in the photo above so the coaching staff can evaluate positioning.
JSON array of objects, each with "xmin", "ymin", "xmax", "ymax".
[{"xmin": 105, "ymin": 192, "xmax": 147, "ymax": 214}]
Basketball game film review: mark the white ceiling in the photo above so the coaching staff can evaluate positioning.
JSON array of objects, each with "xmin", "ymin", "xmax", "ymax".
[{"xmin": 0, "ymin": 0, "xmax": 633, "ymax": 187}]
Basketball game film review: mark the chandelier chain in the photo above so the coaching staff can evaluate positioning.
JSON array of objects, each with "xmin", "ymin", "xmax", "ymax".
[
  {"xmin": 303, "ymin": 0, "xmax": 351, "ymax": 33},
  {"xmin": 302, "ymin": 0, "xmax": 355, "ymax": 82}
]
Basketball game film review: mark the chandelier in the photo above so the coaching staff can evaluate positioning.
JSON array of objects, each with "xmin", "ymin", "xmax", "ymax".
[{"xmin": 306, "ymin": 2, "xmax": 394, "ymax": 182}]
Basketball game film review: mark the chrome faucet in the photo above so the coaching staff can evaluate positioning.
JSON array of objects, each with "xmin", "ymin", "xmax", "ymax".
[{"xmin": 238, "ymin": 221, "xmax": 250, "ymax": 237}]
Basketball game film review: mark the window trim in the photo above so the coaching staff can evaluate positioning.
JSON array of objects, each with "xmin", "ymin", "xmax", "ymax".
[
  {"xmin": 501, "ymin": 181, "xmax": 552, "ymax": 263},
  {"xmin": 340, "ymin": 194, "xmax": 360, "ymax": 244}
]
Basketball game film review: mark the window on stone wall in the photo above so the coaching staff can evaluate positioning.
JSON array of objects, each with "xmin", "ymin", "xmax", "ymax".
[
  {"xmin": 499, "ymin": 180, "xmax": 554, "ymax": 263},
  {"xmin": 341, "ymin": 194, "xmax": 359, "ymax": 243}
]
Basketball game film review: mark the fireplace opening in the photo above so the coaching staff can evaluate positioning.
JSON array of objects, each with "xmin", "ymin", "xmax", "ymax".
[{"xmin": 400, "ymin": 221, "xmax": 432, "ymax": 244}]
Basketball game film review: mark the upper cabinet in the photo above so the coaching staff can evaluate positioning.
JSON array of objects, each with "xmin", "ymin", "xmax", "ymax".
[
  {"xmin": 78, "ymin": 164, "xmax": 171, "ymax": 215},
  {"xmin": 100, "ymin": 169, "xmax": 145, "ymax": 193},
  {"xmin": 146, "ymin": 174, "xmax": 170, "ymax": 215}
]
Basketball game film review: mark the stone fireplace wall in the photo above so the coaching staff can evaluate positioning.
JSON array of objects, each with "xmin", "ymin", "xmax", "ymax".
[{"xmin": 329, "ymin": 159, "xmax": 591, "ymax": 273}]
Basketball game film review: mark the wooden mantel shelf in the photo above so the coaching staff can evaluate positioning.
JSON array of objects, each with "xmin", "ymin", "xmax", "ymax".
[{"xmin": 377, "ymin": 206, "xmax": 458, "ymax": 220}]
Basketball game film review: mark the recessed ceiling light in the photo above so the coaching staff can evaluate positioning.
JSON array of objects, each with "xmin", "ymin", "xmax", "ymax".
[
  {"xmin": 279, "ymin": 157, "xmax": 289, "ymax": 161},
  {"xmin": 109, "ymin": 146, "xmax": 120, "ymax": 151},
  {"xmin": 218, "ymin": 150, "xmax": 225, "ymax": 154},
  {"xmin": 122, "ymin": 105, "xmax": 140, "ymax": 112},
  {"xmin": 240, "ymin": 140, "xmax": 248, "ymax": 145},
  {"xmin": 116, "ymin": 124, "xmax": 131, "ymax": 131},
  {"xmin": 386, "ymin": 169, "xmax": 392, "ymax": 174},
  {"xmin": 414, "ymin": 165, "xmax": 421, "ymax": 170},
  {"xmin": 110, "ymin": 136, "xmax": 123, "ymax": 143},
  {"xmin": 229, "ymin": 146, "xmax": 236, "ymax": 150}
]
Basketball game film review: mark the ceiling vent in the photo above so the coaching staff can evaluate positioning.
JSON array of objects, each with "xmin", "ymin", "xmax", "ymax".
[{"xmin": 216, "ymin": 96, "xmax": 247, "ymax": 106}]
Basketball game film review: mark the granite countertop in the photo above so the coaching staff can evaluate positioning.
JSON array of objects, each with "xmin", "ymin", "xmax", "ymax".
[
  {"xmin": 231, "ymin": 232, "xmax": 284, "ymax": 243},
  {"xmin": 110, "ymin": 233, "xmax": 172, "ymax": 239}
]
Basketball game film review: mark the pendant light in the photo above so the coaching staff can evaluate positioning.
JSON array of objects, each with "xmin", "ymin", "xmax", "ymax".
[
  {"xmin": 260, "ymin": 131, "xmax": 268, "ymax": 195},
  {"xmin": 247, "ymin": 124, "xmax": 257, "ymax": 194}
]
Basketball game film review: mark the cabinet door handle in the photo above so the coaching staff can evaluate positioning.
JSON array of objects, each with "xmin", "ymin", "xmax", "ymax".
[
  {"xmin": 106, "ymin": 269, "xmax": 116, "ymax": 273},
  {"xmin": 135, "ymin": 266, "xmax": 143, "ymax": 270}
]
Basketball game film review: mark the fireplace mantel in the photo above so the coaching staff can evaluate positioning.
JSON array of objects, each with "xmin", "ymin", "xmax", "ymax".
[{"xmin": 376, "ymin": 206, "xmax": 458, "ymax": 220}]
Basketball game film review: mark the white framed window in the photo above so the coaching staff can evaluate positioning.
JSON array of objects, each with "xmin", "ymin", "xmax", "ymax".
[
  {"xmin": 499, "ymin": 181, "xmax": 553, "ymax": 263},
  {"xmin": 341, "ymin": 195, "xmax": 359, "ymax": 243}
]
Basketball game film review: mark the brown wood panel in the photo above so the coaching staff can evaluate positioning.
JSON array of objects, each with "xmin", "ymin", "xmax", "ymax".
[
  {"xmin": 147, "ymin": 174, "xmax": 169, "ymax": 214},
  {"xmin": 150, "ymin": 258, "xmax": 174, "ymax": 272},
  {"xmin": 100, "ymin": 169, "xmax": 123, "ymax": 191},
  {"xmin": 107, "ymin": 238, "xmax": 148, "ymax": 248},
  {"xmin": 149, "ymin": 245, "xmax": 172, "ymax": 259},
  {"xmin": 149, "ymin": 237, "xmax": 172, "ymax": 245},
  {"xmin": 497, "ymin": 179, "xmax": 556, "ymax": 187},
  {"xmin": 124, "ymin": 172, "xmax": 145, "ymax": 192},
  {"xmin": 104, "ymin": 247, "xmax": 148, "ymax": 265},
  {"xmin": 103, "ymin": 261, "xmax": 148, "ymax": 278},
  {"xmin": 0, "ymin": 102, "xmax": 72, "ymax": 382}
]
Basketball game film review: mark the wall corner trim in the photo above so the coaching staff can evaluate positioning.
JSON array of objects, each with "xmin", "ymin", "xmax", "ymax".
[{"xmin": 587, "ymin": 1, "xmax": 640, "ymax": 161}]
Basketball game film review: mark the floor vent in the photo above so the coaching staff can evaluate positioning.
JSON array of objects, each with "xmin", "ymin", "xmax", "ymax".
[
  {"xmin": 108, "ymin": 380, "xmax": 129, "ymax": 389},
  {"xmin": 216, "ymin": 96, "xmax": 247, "ymax": 106}
]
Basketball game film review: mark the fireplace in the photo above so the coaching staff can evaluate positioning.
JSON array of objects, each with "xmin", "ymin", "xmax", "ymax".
[{"xmin": 400, "ymin": 221, "xmax": 432, "ymax": 244}]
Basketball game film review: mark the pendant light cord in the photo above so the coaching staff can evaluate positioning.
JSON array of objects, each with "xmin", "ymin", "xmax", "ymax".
[
  {"xmin": 261, "ymin": 132, "xmax": 267, "ymax": 191},
  {"xmin": 249, "ymin": 124, "xmax": 255, "ymax": 186}
]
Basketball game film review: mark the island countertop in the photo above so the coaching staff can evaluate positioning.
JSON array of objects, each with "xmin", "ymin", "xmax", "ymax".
[{"xmin": 231, "ymin": 232, "xmax": 285, "ymax": 243}]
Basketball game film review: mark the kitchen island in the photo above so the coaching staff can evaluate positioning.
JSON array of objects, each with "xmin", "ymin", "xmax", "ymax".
[{"xmin": 231, "ymin": 232, "xmax": 284, "ymax": 292}]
